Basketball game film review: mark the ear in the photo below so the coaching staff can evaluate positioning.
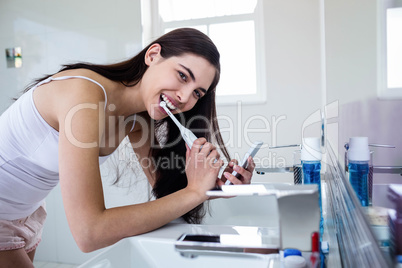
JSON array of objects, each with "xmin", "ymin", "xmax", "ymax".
[{"xmin": 145, "ymin": 43, "xmax": 162, "ymax": 66}]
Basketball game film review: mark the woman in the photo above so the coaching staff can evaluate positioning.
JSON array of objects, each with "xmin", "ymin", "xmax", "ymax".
[{"xmin": 0, "ymin": 28, "xmax": 255, "ymax": 266}]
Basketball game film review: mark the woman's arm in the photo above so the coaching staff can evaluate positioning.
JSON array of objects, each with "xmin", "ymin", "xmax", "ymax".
[{"xmin": 56, "ymin": 82, "xmax": 221, "ymax": 252}]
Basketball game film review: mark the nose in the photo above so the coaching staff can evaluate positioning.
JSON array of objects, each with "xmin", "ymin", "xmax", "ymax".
[{"xmin": 176, "ymin": 87, "xmax": 192, "ymax": 104}]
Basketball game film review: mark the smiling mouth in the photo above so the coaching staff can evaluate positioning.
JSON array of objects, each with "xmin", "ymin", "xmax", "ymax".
[{"xmin": 160, "ymin": 94, "xmax": 177, "ymax": 110}]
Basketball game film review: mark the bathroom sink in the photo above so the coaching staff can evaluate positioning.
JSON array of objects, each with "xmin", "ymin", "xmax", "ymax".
[
  {"xmin": 78, "ymin": 224, "xmax": 280, "ymax": 268},
  {"xmin": 79, "ymin": 184, "xmax": 318, "ymax": 267},
  {"xmin": 81, "ymin": 238, "xmax": 279, "ymax": 268}
]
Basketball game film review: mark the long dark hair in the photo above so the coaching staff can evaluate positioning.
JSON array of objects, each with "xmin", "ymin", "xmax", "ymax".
[{"xmin": 26, "ymin": 28, "xmax": 230, "ymax": 223}]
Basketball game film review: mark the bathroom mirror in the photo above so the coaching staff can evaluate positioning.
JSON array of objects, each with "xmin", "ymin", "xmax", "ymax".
[{"xmin": 377, "ymin": 0, "xmax": 402, "ymax": 99}]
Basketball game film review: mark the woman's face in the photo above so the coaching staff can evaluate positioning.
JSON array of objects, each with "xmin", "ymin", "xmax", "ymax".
[{"xmin": 140, "ymin": 44, "xmax": 216, "ymax": 120}]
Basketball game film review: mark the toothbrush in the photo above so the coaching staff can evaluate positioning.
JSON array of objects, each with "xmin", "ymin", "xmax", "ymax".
[
  {"xmin": 161, "ymin": 101, "xmax": 262, "ymax": 187},
  {"xmin": 160, "ymin": 101, "xmax": 198, "ymax": 149}
]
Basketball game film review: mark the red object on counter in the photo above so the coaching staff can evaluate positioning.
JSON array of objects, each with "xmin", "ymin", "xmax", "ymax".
[{"xmin": 310, "ymin": 232, "xmax": 320, "ymax": 268}]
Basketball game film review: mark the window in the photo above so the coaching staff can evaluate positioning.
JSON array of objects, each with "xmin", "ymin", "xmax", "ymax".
[
  {"xmin": 142, "ymin": 0, "xmax": 266, "ymax": 105},
  {"xmin": 377, "ymin": 0, "xmax": 402, "ymax": 99}
]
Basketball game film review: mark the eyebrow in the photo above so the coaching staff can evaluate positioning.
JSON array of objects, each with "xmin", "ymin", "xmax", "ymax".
[
  {"xmin": 180, "ymin": 64, "xmax": 196, "ymax": 81},
  {"xmin": 179, "ymin": 64, "xmax": 207, "ymax": 94}
]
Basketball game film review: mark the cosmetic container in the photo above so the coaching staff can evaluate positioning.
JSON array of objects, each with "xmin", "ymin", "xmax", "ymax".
[
  {"xmin": 301, "ymin": 137, "xmax": 322, "ymax": 235},
  {"xmin": 283, "ymin": 256, "xmax": 307, "ymax": 268},
  {"xmin": 388, "ymin": 184, "xmax": 402, "ymax": 258},
  {"xmin": 283, "ymin": 249, "xmax": 306, "ymax": 268},
  {"xmin": 347, "ymin": 137, "xmax": 370, "ymax": 206},
  {"xmin": 345, "ymin": 142, "xmax": 395, "ymax": 206},
  {"xmin": 283, "ymin": 248, "xmax": 302, "ymax": 257}
]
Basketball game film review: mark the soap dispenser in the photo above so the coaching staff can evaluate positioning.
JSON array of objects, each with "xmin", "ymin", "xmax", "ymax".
[
  {"xmin": 347, "ymin": 137, "xmax": 370, "ymax": 206},
  {"xmin": 301, "ymin": 137, "xmax": 322, "ymax": 235},
  {"xmin": 301, "ymin": 137, "xmax": 322, "ymax": 186}
]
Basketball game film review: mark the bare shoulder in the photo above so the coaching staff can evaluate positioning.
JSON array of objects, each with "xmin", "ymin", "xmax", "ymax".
[
  {"xmin": 53, "ymin": 68, "xmax": 110, "ymax": 88},
  {"xmin": 33, "ymin": 69, "xmax": 110, "ymax": 131},
  {"xmin": 50, "ymin": 70, "xmax": 111, "ymax": 110},
  {"xmin": 53, "ymin": 69, "xmax": 108, "ymax": 100}
]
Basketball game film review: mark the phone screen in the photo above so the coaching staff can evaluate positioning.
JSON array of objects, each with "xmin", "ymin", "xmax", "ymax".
[
  {"xmin": 176, "ymin": 234, "xmax": 279, "ymax": 255},
  {"xmin": 183, "ymin": 234, "xmax": 220, "ymax": 243}
]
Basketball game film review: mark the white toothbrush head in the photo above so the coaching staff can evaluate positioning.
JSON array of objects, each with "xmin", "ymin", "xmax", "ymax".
[
  {"xmin": 160, "ymin": 101, "xmax": 172, "ymax": 116},
  {"xmin": 159, "ymin": 100, "xmax": 197, "ymax": 149},
  {"xmin": 160, "ymin": 100, "xmax": 177, "ymax": 122}
]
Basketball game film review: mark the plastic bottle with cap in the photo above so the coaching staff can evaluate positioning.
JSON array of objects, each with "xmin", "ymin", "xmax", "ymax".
[
  {"xmin": 348, "ymin": 137, "xmax": 370, "ymax": 206},
  {"xmin": 284, "ymin": 255, "xmax": 307, "ymax": 268},
  {"xmin": 283, "ymin": 249, "xmax": 306, "ymax": 268},
  {"xmin": 283, "ymin": 248, "xmax": 302, "ymax": 258},
  {"xmin": 301, "ymin": 137, "xmax": 322, "ymax": 235}
]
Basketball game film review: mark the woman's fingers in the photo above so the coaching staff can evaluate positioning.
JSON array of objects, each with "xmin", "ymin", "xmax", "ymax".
[
  {"xmin": 223, "ymin": 157, "xmax": 255, "ymax": 185},
  {"xmin": 191, "ymin": 139, "xmax": 221, "ymax": 166},
  {"xmin": 185, "ymin": 138, "xmax": 223, "ymax": 194},
  {"xmin": 246, "ymin": 156, "xmax": 256, "ymax": 172}
]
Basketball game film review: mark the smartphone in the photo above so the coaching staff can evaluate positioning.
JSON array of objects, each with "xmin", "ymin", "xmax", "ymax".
[
  {"xmin": 175, "ymin": 233, "xmax": 279, "ymax": 255},
  {"xmin": 225, "ymin": 141, "xmax": 263, "ymax": 185}
]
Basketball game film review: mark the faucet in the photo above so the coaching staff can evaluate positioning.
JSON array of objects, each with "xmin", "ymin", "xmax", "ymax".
[
  {"xmin": 344, "ymin": 143, "xmax": 401, "ymax": 175},
  {"xmin": 255, "ymin": 144, "xmax": 302, "ymax": 184},
  {"xmin": 255, "ymin": 144, "xmax": 300, "ymax": 175}
]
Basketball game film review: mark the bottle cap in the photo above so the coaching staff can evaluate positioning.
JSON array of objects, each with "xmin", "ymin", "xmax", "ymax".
[
  {"xmin": 284, "ymin": 248, "xmax": 302, "ymax": 257},
  {"xmin": 284, "ymin": 255, "xmax": 307, "ymax": 268},
  {"xmin": 301, "ymin": 137, "xmax": 322, "ymax": 161},
  {"xmin": 347, "ymin": 137, "xmax": 370, "ymax": 161}
]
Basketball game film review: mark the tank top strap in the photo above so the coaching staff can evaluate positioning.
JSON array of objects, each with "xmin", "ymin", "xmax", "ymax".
[{"xmin": 34, "ymin": 75, "xmax": 108, "ymax": 110}]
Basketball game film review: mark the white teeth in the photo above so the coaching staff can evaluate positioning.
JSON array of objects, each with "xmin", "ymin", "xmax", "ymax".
[{"xmin": 161, "ymin": 94, "xmax": 177, "ymax": 110}]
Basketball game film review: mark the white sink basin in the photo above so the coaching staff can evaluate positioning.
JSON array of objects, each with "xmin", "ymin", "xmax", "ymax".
[
  {"xmin": 78, "ymin": 224, "xmax": 280, "ymax": 268},
  {"xmin": 79, "ymin": 184, "xmax": 318, "ymax": 267}
]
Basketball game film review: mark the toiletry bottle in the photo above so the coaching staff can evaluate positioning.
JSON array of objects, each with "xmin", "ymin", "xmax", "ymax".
[
  {"xmin": 309, "ymin": 232, "xmax": 320, "ymax": 268},
  {"xmin": 284, "ymin": 256, "xmax": 307, "ymax": 268},
  {"xmin": 347, "ymin": 137, "xmax": 370, "ymax": 206},
  {"xmin": 388, "ymin": 184, "xmax": 402, "ymax": 258},
  {"xmin": 301, "ymin": 137, "xmax": 322, "ymax": 235},
  {"xmin": 283, "ymin": 248, "xmax": 302, "ymax": 258},
  {"xmin": 283, "ymin": 249, "xmax": 307, "ymax": 268}
]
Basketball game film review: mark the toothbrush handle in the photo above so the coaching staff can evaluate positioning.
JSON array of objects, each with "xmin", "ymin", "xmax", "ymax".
[
  {"xmin": 165, "ymin": 109, "xmax": 183, "ymax": 129},
  {"xmin": 182, "ymin": 129, "xmax": 198, "ymax": 149},
  {"xmin": 163, "ymin": 106, "xmax": 198, "ymax": 149}
]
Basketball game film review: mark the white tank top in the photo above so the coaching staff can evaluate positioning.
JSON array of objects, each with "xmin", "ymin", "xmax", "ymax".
[{"xmin": 0, "ymin": 76, "xmax": 136, "ymax": 220}]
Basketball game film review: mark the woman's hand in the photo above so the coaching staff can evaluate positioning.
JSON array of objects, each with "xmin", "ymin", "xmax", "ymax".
[
  {"xmin": 185, "ymin": 138, "xmax": 224, "ymax": 198},
  {"xmin": 216, "ymin": 157, "xmax": 256, "ymax": 187}
]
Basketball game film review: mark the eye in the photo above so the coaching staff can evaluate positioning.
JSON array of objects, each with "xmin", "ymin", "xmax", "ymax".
[
  {"xmin": 194, "ymin": 90, "xmax": 202, "ymax": 99},
  {"xmin": 178, "ymin": 71, "xmax": 187, "ymax": 82}
]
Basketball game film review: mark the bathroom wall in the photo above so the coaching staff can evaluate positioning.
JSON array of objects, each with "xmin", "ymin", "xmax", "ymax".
[
  {"xmin": 217, "ymin": 0, "xmax": 322, "ymax": 176},
  {"xmin": 325, "ymin": 0, "xmax": 402, "ymax": 186},
  {"xmin": 0, "ymin": 0, "xmax": 143, "ymax": 264},
  {"xmin": 0, "ymin": 0, "xmax": 322, "ymax": 265}
]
